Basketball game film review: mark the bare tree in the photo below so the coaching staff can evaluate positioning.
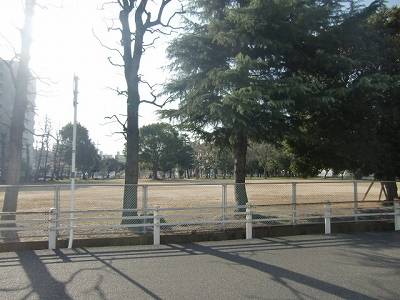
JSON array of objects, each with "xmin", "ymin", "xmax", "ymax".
[
  {"xmin": 101, "ymin": 0, "xmax": 184, "ymax": 217},
  {"xmin": 33, "ymin": 116, "xmax": 52, "ymax": 181},
  {"xmin": 51, "ymin": 132, "xmax": 60, "ymax": 180},
  {"xmin": 24, "ymin": 143, "xmax": 31, "ymax": 182},
  {"xmin": 34, "ymin": 132, "xmax": 44, "ymax": 181},
  {"xmin": 2, "ymin": 0, "xmax": 36, "ymax": 222},
  {"xmin": 42, "ymin": 117, "xmax": 52, "ymax": 180}
]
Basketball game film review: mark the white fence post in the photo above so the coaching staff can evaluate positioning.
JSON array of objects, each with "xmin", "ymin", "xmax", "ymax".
[
  {"xmin": 153, "ymin": 207, "xmax": 160, "ymax": 245},
  {"xmin": 142, "ymin": 185, "xmax": 148, "ymax": 234},
  {"xmin": 324, "ymin": 202, "xmax": 331, "ymax": 235},
  {"xmin": 48, "ymin": 208, "xmax": 57, "ymax": 250},
  {"xmin": 222, "ymin": 184, "xmax": 227, "ymax": 230},
  {"xmin": 353, "ymin": 181, "xmax": 358, "ymax": 221},
  {"xmin": 291, "ymin": 183, "xmax": 297, "ymax": 224},
  {"xmin": 395, "ymin": 201, "xmax": 400, "ymax": 231},
  {"xmin": 246, "ymin": 203, "xmax": 252, "ymax": 239}
]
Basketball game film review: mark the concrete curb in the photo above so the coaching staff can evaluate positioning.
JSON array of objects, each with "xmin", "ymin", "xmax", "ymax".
[{"xmin": 0, "ymin": 220, "xmax": 395, "ymax": 252}]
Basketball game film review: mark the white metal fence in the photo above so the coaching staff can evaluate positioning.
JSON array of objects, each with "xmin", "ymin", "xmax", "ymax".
[{"xmin": 0, "ymin": 181, "xmax": 399, "ymax": 246}]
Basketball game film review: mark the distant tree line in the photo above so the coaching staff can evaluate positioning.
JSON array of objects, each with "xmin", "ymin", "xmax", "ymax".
[
  {"xmin": 16, "ymin": 122, "xmax": 124, "ymax": 182},
  {"xmin": 138, "ymin": 122, "xmax": 315, "ymax": 180}
]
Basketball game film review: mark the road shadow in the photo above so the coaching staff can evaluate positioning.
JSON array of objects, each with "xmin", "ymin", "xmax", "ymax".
[
  {"xmin": 178, "ymin": 242, "xmax": 378, "ymax": 299},
  {"xmin": 3, "ymin": 248, "xmax": 161, "ymax": 300},
  {"xmin": 16, "ymin": 250, "xmax": 72, "ymax": 299},
  {"xmin": 0, "ymin": 234, "xmax": 396, "ymax": 267},
  {"xmin": 0, "ymin": 233, "xmax": 398, "ymax": 299}
]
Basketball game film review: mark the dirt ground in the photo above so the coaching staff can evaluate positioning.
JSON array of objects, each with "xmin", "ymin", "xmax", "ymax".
[
  {"xmin": 0, "ymin": 180, "xmax": 395, "ymax": 241},
  {"xmin": 0, "ymin": 179, "xmax": 390, "ymax": 211}
]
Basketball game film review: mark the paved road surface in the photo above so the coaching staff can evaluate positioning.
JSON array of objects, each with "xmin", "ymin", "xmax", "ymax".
[{"xmin": 0, "ymin": 232, "xmax": 399, "ymax": 299}]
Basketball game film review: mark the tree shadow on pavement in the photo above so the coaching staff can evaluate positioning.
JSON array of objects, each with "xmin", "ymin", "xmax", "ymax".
[
  {"xmin": 1, "ymin": 232, "xmax": 398, "ymax": 299},
  {"xmin": 16, "ymin": 251, "xmax": 72, "ymax": 299},
  {"xmin": 78, "ymin": 247, "xmax": 163, "ymax": 300},
  {"xmin": 171, "ymin": 241, "xmax": 381, "ymax": 300}
]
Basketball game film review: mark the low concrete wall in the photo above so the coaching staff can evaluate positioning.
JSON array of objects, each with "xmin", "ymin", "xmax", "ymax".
[{"xmin": 0, "ymin": 220, "xmax": 395, "ymax": 252}]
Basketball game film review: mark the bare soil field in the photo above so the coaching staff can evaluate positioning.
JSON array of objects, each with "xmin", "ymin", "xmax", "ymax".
[
  {"xmin": 0, "ymin": 179, "xmax": 390, "ymax": 211},
  {"xmin": 0, "ymin": 180, "xmax": 395, "ymax": 242}
]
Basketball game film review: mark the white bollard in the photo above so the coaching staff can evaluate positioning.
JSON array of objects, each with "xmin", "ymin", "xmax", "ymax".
[
  {"xmin": 353, "ymin": 181, "xmax": 358, "ymax": 221},
  {"xmin": 142, "ymin": 185, "xmax": 148, "ymax": 234},
  {"xmin": 291, "ymin": 183, "xmax": 297, "ymax": 225},
  {"xmin": 221, "ymin": 184, "xmax": 227, "ymax": 230},
  {"xmin": 324, "ymin": 202, "xmax": 331, "ymax": 235},
  {"xmin": 246, "ymin": 204, "xmax": 252, "ymax": 240},
  {"xmin": 153, "ymin": 207, "xmax": 160, "ymax": 245},
  {"xmin": 395, "ymin": 201, "xmax": 400, "ymax": 231},
  {"xmin": 48, "ymin": 208, "xmax": 57, "ymax": 250}
]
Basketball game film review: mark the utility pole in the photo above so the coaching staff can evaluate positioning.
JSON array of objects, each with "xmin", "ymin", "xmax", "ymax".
[{"xmin": 68, "ymin": 75, "xmax": 78, "ymax": 249}]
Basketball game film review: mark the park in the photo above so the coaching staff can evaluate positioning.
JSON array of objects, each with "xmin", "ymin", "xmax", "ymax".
[{"xmin": 0, "ymin": 0, "xmax": 399, "ymax": 299}]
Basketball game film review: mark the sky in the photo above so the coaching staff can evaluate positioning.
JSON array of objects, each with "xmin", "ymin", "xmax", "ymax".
[
  {"xmin": 0, "ymin": 0, "xmax": 398, "ymax": 155},
  {"xmin": 0, "ymin": 0, "xmax": 178, "ymax": 155}
]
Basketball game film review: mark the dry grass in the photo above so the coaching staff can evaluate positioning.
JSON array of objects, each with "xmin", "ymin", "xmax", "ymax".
[
  {"xmin": 0, "ymin": 180, "xmax": 395, "ymax": 242},
  {"xmin": 0, "ymin": 179, "xmax": 389, "ymax": 212}
]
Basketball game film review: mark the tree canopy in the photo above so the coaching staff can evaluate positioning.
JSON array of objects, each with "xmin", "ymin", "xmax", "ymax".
[
  {"xmin": 163, "ymin": 0, "xmax": 386, "ymax": 205},
  {"xmin": 139, "ymin": 123, "xmax": 194, "ymax": 179},
  {"xmin": 59, "ymin": 123, "xmax": 100, "ymax": 178}
]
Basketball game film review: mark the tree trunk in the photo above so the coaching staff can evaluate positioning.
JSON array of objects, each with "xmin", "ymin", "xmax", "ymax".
[
  {"xmin": 120, "ymin": 8, "xmax": 144, "ymax": 222},
  {"xmin": 381, "ymin": 181, "xmax": 398, "ymax": 203},
  {"xmin": 123, "ymin": 91, "xmax": 139, "ymax": 221},
  {"xmin": 2, "ymin": 0, "xmax": 35, "ymax": 240},
  {"xmin": 0, "ymin": 133, "xmax": 6, "ymax": 183},
  {"xmin": 233, "ymin": 131, "xmax": 248, "ymax": 209},
  {"xmin": 24, "ymin": 144, "xmax": 31, "ymax": 182},
  {"xmin": 117, "ymin": 1, "xmax": 178, "ymax": 225},
  {"xmin": 152, "ymin": 162, "xmax": 158, "ymax": 180}
]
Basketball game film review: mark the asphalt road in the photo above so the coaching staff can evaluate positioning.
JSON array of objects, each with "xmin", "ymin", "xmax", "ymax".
[{"xmin": 0, "ymin": 232, "xmax": 399, "ymax": 300}]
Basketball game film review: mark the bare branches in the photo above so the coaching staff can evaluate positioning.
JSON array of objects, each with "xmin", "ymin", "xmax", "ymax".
[
  {"xmin": 145, "ymin": 0, "xmax": 172, "ymax": 28},
  {"xmin": 0, "ymin": 119, "xmax": 56, "ymax": 140},
  {"xmin": 146, "ymin": 27, "xmax": 175, "ymax": 36},
  {"xmin": 98, "ymin": 1, "xmax": 121, "ymax": 10},
  {"xmin": 24, "ymin": 126, "xmax": 56, "ymax": 140},
  {"xmin": 107, "ymin": 56, "xmax": 124, "ymax": 67},
  {"xmin": 160, "ymin": 3, "xmax": 186, "ymax": 30},
  {"xmin": 139, "ymin": 98, "xmax": 171, "ymax": 108},
  {"xmin": 30, "ymin": 69, "xmax": 57, "ymax": 86},
  {"xmin": 139, "ymin": 77, "xmax": 160, "ymax": 91},
  {"xmin": 142, "ymin": 36, "xmax": 160, "ymax": 52},
  {"xmin": 107, "ymin": 87, "xmax": 128, "ymax": 96},
  {"xmin": 35, "ymin": 0, "xmax": 63, "ymax": 10},
  {"xmin": 104, "ymin": 114, "xmax": 127, "ymax": 139},
  {"xmin": 145, "ymin": 0, "xmax": 185, "ymax": 31},
  {"xmin": 92, "ymin": 28, "xmax": 124, "ymax": 58},
  {"xmin": 139, "ymin": 77, "xmax": 172, "ymax": 108},
  {"xmin": 104, "ymin": 19, "xmax": 123, "ymax": 34}
]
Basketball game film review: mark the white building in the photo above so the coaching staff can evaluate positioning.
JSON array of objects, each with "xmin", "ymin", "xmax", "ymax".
[
  {"xmin": 0, "ymin": 61, "xmax": 36, "ymax": 178},
  {"xmin": 115, "ymin": 151, "xmax": 126, "ymax": 164}
]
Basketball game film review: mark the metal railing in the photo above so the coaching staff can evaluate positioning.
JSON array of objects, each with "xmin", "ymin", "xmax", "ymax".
[
  {"xmin": 46, "ymin": 200, "xmax": 400, "ymax": 249},
  {"xmin": 0, "ymin": 181, "xmax": 398, "ymax": 245}
]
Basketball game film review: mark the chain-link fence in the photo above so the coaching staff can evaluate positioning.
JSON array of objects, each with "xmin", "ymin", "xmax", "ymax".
[
  {"xmin": 0, "ymin": 181, "xmax": 398, "ymax": 242},
  {"xmin": 0, "ymin": 185, "xmax": 53, "ymax": 243}
]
